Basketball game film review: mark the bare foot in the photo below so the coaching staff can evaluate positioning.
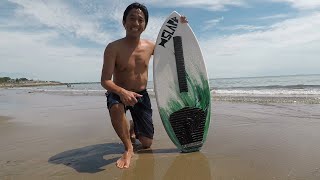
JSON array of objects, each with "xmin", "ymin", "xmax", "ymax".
[
  {"xmin": 116, "ymin": 150, "xmax": 134, "ymax": 169},
  {"xmin": 129, "ymin": 120, "xmax": 136, "ymax": 144}
]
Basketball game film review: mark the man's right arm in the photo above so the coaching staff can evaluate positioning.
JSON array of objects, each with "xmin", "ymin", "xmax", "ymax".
[
  {"xmin": 101, "ymin": 43, "xmax": 124, "ymax": 95},
  {"xmin": 100, "ymin": 43, "xmax": 142, "ymax": 106}
]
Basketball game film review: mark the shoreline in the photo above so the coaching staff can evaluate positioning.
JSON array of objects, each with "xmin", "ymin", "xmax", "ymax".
[
  {"xmin": 0, "ymin": 82, "xmax": 65, "ymax": 88},
  {"xmin": 10, "ymin": 89, "xmax": 320, "ymax": 104},
  {"xmin": 213, "ymin": 94, "xmax": 320, "ymax": 104},
  {"xmin": 1, "ymin": 87, "xmax": 320, "ymax": 104}
]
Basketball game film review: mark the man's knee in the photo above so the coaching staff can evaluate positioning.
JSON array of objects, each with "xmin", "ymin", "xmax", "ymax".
[{"xmin": 139, "ymin": 136, "xmax": 153, "ymax": 149}]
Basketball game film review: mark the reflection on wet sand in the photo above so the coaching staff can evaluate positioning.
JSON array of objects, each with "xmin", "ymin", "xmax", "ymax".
[
  {"xmin": 121, "ymin": 150, "xmax": 211, "ymax": 180},
  {"xmin": 120, "ymin": 148, "xmax": 176, "ymax": 179},
  {"xmin": 163, "ymin": 152, "xmax": 211, "ymax": 180},
  {"xmin": 0, "ymin": 116, "xmax": 13, "ymax": 122},
  {"xmin": 121, "ymin": 149, "xmax": 156, "ymax": 180}
]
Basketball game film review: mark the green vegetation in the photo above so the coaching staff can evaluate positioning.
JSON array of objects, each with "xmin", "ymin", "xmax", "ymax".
[
  {"xmin": 1, "ymin": 77, "xmax": 28, "ymax": 83},
  {"xmin": 0, "ymin": 77, "xmax": 63, "ymax": 87},
  {"xmin": 0, "ymin": 77, "xmax": 32, "ymax": 83},
  {"xmin": 0, "ymin": 77, "xmax": 11, "ymax": 83}
]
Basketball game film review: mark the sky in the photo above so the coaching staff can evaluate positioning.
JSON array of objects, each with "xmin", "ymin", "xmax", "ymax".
[{"xmin": 0, "ymin": 0, "xmax": 319, "ymax": 83}]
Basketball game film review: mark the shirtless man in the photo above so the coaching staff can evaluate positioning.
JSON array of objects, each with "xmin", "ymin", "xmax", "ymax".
[{"xmin": 101, "ymin": 2, "xmax": 187, "ymax": 169}]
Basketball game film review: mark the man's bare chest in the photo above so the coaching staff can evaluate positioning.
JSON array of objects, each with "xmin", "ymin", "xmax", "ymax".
[{"xmin": 116, "ymin": 50, "xmax": 150, "ymax": 71}]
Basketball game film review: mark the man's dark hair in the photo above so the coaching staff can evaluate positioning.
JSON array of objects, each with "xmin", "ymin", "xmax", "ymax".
[{"xmin": 123, "ymin": 2, "xmax": 149, "ymax": 28}]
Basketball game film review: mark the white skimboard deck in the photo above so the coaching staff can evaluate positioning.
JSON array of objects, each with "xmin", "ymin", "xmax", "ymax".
[{"xmin": 153, "ymin": 11, "xmax": 211, "ymax": 152}]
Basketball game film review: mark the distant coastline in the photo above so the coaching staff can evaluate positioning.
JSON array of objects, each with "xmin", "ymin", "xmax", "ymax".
[
  {"xmin": 0, "ymin": 82, "xmax": 65, "ymax": 88},
  {"xmin": 0, "ymin": 77, "xmax": 65, "ymax": 88}
]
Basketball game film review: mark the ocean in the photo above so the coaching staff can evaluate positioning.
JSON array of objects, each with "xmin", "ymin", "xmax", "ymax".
[{"xmin": 8, "ymin": 74, "xmax": 320, "ymax": 104}]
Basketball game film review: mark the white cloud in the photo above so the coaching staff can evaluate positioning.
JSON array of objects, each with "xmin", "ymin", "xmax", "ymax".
[
  {"xmin": 143, "ymin": 16, "xmax": 167, "ymax": 41},
  {"xmin": 0, "ymin": 30, "xmax": 102, "ymax": 82},
  {"xmin": 8, "ymin": 0, "xmax": 111, "ymax": 44},
  {"xmin": 271, "ymin": 0, "xmax": 320, "ymax": 10},
  {"xmin": 200, "ymin": 12, "xmax": 320, "ymax": 78},
  {"xmin": 219, "ymin": 25, "xmax": 266, "ymax": 31},
  {"xmin": 1, "ymin": 0, "xmax": 320, "ymax": 82},
  {"xmin": 146, "ymin": 0, "xmax": 247, "ymax": 10},
  {"xmin": 203, "ymin": 17, "xmax": 224, "ymax": 31},
  {"xmin": 0, "ymin": 0, "xmax": 165, "ymax": 82},
  {"xmin": 258, "ymin": 14, "xmax": 291, "ymax": 20}
]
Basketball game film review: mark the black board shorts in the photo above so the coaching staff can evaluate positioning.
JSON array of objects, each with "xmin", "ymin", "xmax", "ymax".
[{"xmin": 105, "ymin": 89, "xmax": 154, "ymax": 139}]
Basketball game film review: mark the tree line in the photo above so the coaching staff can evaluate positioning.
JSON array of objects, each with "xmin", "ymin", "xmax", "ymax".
[{"xmin": 0, "ymin": 77, "xmax": 30, "ymax": 83}]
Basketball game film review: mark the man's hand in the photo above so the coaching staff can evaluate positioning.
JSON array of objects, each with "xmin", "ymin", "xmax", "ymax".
[
  {"xmin": 119, "ymin": 89, "xmax": 143, "ymax": 107},
  {"xmin": 180, "ymin": 16, "xmax": 188, "ymax": 23}
]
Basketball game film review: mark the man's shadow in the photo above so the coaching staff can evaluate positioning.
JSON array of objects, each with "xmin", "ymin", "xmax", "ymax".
[
  {"xmin": 48, "ymin": 143, "xmax": 122, "ymax": 173},
  {"xmin": 48, "ymin": 143, "xmax": 179, "ymax": 173}
]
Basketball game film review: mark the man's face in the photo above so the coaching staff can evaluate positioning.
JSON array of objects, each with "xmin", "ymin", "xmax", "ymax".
[{"xmin": 123, "ymin": 8, "xmax": 146, "ymax": 37}]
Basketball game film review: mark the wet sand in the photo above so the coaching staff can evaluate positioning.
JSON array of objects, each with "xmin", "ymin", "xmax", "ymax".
[{"xmin": 1, "ymin": 89, "xmax": 320, "ymax": 179}]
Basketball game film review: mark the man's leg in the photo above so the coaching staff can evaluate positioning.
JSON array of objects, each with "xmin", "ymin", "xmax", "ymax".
[
  {"xmin": 129, "ymin": 120, "xmax": 136, "ymax": 144},
  {"xmin": 129, "ymin": 90, "xmax": 154, "ymax": 149},
  {"xmin": 130, "ymin": 120, "xmax": 152, "ymax": 148},
  {"xmin": 109, "ymin": 104, "xmax": 133, "ymax": 169},
  {"xmin": 138, "ymin": 136, "xmax": 153, "ymax": 149}
]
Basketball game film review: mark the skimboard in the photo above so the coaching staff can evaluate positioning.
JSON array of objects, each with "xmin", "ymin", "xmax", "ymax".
[{"xmin": 153, "ymin": 11, "xmax": 211, "ymax": 152}]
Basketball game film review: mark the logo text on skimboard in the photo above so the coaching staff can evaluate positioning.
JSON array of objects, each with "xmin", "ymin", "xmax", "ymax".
[{"xmin": 159, "ymin": 17, "xmax": 179, "ymax": 48}]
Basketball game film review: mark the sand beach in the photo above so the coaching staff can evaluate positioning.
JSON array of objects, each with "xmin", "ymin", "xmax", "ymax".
[{"xmin": 1, "ymin": 89, "xmax": 320, "ymax": 179}]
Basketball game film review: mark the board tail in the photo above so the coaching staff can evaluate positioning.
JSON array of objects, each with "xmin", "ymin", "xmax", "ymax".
[{"xmin": 169, "ymin": 107, "xmax": 206, "ymax": 152}]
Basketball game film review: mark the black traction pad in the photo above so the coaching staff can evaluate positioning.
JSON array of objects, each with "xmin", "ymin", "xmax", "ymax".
[
  {"xmin": 173, "ymin": 36, "xmax": 188, "ymax": 93},
  {"xmin": 169, "ymin": 107, "xmax": 206, "ymax": 149}
]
